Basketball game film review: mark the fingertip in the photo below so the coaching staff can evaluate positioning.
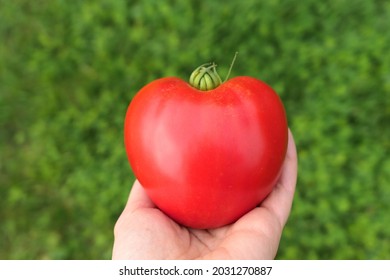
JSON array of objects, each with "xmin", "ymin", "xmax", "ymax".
[
  {"xmin": 283, "ymin": 129, "xmax": 298, "ymax": 192},
  {"xmin": 125, "ymin": 179, "xmax": 156, "ymax": 212},
  {"xmin": 287, "ymin": 129, "xmax": 298, "ymax": 166}
]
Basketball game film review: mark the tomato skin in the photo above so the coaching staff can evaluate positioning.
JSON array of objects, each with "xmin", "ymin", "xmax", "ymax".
[{"xmin": 124, "ymin": 76, "xmax": 288, "ymax": 229}]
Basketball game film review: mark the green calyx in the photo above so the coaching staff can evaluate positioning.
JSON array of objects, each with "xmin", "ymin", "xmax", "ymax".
[{"xmin": 189, "ymin": 62, "xmax": 222, "ymax": 91}]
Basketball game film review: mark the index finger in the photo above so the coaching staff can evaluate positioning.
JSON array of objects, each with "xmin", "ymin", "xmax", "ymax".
[{"xmin": 124, "ymin": 180, "xmax": 156, "ymax": 213}]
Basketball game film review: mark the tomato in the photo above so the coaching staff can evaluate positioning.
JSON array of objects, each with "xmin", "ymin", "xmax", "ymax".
[{"xmin": 124, "ymin": 62, "xmax": 288, "ymax": 229}]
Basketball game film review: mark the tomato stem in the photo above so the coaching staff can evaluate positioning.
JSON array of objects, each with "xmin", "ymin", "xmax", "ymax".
[
  {"xmin": 189, "ymin": 52, "xmax": 238, "ymax": 91},
  {"xmin": 224, "ymin": 51, "xmax": 238, "ymax": 82},
  {"xmin": 189, "ymin": 62, "xmax": 222, "ymax": 91}
]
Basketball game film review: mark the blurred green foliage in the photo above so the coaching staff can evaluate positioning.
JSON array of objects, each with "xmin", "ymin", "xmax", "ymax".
[{"xmin": 1, "ymin": 0, "xmax": 389, "ymax": 259}]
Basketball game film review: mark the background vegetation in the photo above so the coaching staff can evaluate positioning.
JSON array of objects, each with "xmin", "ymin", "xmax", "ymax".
[{"xmin": 1, "ymin": 0, "xmax": 389, "ymax": 259}]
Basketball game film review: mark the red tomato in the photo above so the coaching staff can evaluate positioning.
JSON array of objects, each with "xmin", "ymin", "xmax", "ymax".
[{"xmin": 124, "ymin": 66, "xmax": 288, "ymax": 229}]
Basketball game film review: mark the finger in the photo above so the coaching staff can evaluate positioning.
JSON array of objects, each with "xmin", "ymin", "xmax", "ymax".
[
  {"xmin": 124, "ymin": 180, "xmax": 156, "ymax": 213},
  {"xmin": 114, "ymin": 180, "xmax": 154, "ymax": 234},
  {"xmin": 261, "ymin": 129, "xmax": 298, "ymax": 227},
  {"xmin": 113, "ymin": 180, "xmax": 156, "ymax": 258}
]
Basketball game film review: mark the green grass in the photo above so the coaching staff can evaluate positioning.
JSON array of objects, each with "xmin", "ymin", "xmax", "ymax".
[{"xmin": 1, "ymin": 0, "xmax": 389, "ymax": 259}]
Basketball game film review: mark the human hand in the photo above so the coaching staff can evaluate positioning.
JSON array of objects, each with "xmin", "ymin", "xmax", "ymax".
[{"xmin": 112, "ymin": 130, "xmax": 298, "ymax": 260}]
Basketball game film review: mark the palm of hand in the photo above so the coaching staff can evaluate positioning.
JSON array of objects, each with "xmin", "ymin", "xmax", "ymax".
[{"xmin": 113, "ymin": 187, "xmax": 283, "ymax": 259}]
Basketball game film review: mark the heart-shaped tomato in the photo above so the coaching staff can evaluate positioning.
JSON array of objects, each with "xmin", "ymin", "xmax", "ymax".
[{"xmin": 124, "ymin": 63, "xmax": 288, "ymax": 229}]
